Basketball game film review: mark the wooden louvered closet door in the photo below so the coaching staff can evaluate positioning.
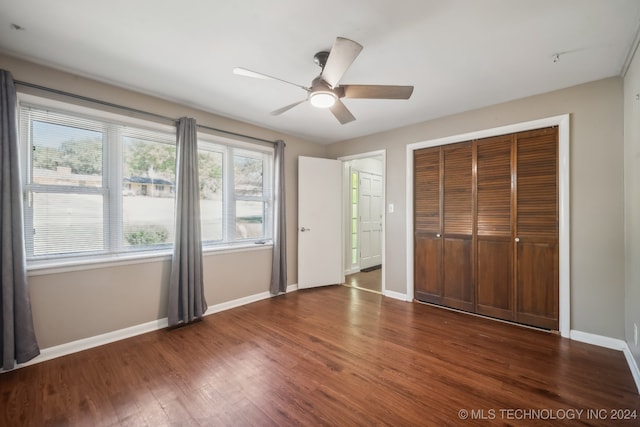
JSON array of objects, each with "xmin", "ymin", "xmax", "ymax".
[
  {"xmin": 441, "ymin": 143, "xmax": 474, "ymax": 311},
  {"xmin": 475, "ymin": 135, "xmax": 514, "ymax": 320},
  {"xmin": 414, "ymin": 126, "xmax": 559, "ymax": 331},
  {"xmin": 413, "ymin": 143, "xmax": 474, "ymax": 311},
  {"xmin": 515, "ymin": 128, "xmax": 559, "ymax": 330},
  {"xmin": 414, "ymin": 147, "xmax": 442, "ymax": 302}
]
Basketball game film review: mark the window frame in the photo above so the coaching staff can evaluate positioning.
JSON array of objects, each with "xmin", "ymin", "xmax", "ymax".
[
  {"xmin": 197, "ymin": 133, "xmax": 274, "ymax": 247},
  {"xmin": 18, "ymin": 93, "xmax": 274, "ymax": 271},
  {"xmin": 22, "ymin": 109, "xmax": 110, "ymax": 262}
]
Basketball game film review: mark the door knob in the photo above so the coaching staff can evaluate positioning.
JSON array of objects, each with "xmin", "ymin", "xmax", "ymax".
[
  {"xmin": 515, "ymin": 237, "xmax": 520, "ymax": 243},
  {"xmin": 436, "ymin": 233, "xmax": 441, "ymax": 238},
  {"xmin": 300, "ymin": 227, "xmax": 311, "ymax": 232}
]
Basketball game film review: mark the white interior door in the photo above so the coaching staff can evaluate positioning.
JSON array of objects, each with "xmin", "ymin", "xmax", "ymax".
[
  {"xmin": 298, "ymin": 156, "xmax": 343, "ymax": 289},
  {"xmin": 358, "ymin": 172, "xmax": 383, "ymax": 269}
]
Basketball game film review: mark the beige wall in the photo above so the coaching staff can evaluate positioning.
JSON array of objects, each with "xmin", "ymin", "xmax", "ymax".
[
  {"xmin": 1, "ymin": 53, "xmax": 328, "ymax": 349},
  {"xmin": 624, "ymin": 50, "xmax": 640, "ymax": 366},
  {"xmin": 1, "ymin": 52, "xmax": 629, "ymax": 348},
  {"xmin": 328, "ymin": 77, "xmax": 626, "ymax": 339}
]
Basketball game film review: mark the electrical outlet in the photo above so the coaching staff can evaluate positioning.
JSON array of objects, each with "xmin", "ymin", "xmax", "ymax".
[{"xmin": 635, "ymin": 323, "xmax": 638, "ymax": 346}]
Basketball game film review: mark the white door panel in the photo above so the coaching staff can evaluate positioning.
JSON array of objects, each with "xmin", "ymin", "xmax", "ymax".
[{"xmin": 298, "ymin": 156, "xmax": 343, "ymax": 288}]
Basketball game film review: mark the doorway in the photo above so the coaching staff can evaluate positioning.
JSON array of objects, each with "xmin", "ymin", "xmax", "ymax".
[{"xmin": 340, "ymin": 151, "xmax": 385, "ymax": 294}]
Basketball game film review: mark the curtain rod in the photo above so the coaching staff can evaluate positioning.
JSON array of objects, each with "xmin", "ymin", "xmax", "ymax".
[{"xmin": 14, "ymin": 80, "xmax": 277, "ymax": 145}]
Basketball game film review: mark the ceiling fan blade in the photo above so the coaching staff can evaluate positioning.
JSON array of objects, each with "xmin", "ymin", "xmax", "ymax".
[
  {"xmin": 329, "ymin": 99, "xmax": 356, "ymax": 124},
  {"xmin": 271, "ymin": 99, "xmax": 308, "ymax": 116},
  {"xmin": 321, "ymin": 37, "xmax": 363, "ymax": 88},
  {"xmin": 343, "ymin": 85, "xmax": 414, "ymax": 99},
  {"xmin": 233, "ymin": 67, "xmax": 309, "ymax": 91}
]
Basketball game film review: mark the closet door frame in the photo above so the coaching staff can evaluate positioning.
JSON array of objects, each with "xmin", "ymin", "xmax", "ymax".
[{"xmin": 406, "ymin": 114, "xmax": 570, "ymax": 337}]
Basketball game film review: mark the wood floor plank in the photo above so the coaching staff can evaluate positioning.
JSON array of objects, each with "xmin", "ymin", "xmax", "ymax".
[{"xmin": 1, "ymin": 285, "xmax": 639, "ymax": 426}]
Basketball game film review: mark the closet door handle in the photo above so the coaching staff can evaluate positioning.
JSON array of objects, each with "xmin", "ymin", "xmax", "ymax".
[
  {"xmin": 515, "ymin": 237, "xmax": 520, "ymax": 243},
  {"xmin": 436, "ymin": 233, "xmax": 441, "ymax": 238}
]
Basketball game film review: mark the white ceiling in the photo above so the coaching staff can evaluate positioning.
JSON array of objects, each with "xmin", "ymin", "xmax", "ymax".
[{"xmin": 1, "ymin": 0, "xmax": 639, "ymax": 144}]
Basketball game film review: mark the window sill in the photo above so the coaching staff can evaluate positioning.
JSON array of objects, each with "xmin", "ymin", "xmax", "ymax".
[{"xmin": 27, "ymin": 242, "xmax": 273, "ymax": 276}]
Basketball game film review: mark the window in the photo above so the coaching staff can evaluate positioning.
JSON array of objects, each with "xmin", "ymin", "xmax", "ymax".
[
  {"xmin": 197, "ymin": 140, "xmax": 272, "ymax": 245},
  {"xmin": 233, "ymin": 148, "xmax": 270, "ymax": 240},
  {"xmin": 351, "ymin": 170, "xmax": 358, "ymax": 265},
  {"xmin": 20, "ymin": 104, "xmax": 176, "ymax": 260},
  {"xmin": 121, "ymin": 131, "xmax": 176, "ymax": 249},
  {"xmin": 19, "ymin": 97, "xmax": 273, "ymax": 264}
]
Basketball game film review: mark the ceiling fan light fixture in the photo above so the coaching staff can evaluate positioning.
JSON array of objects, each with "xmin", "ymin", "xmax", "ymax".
[
  {"xmin": 309, "ymin": 91, "xmax": 336, "ymax": 108},
  {"xmin": 235, "ymin": 37, "xmax": 413, "ymax": 123}
]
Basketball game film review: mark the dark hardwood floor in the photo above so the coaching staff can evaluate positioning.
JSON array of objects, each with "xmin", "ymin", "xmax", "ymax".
[{"xmin": 1, "ymin": 286, "xmax": 638, "ymax": 426}]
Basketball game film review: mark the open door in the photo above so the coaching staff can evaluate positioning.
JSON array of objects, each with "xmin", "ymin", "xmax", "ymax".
[{"xmin": 298, "ymin": 156, "xmax": 343, "ymax": 289}]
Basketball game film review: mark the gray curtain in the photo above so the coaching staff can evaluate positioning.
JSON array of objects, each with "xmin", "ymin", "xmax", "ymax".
[
  {"xmin": 1, "ymin": 69, "xmax": 40, "ymax": 370},
  {"xmin": 269, "ymin": 140, "xmax": 287, "ymax": 295},
  {"xmin": 168, "ymin": 117, "xmax": 207, "ymax": 326}
]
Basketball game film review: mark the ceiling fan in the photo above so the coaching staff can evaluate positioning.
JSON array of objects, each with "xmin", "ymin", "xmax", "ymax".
[{"xmin": 233, "ymin": 37, "xmax": 414, "ymax": 124}]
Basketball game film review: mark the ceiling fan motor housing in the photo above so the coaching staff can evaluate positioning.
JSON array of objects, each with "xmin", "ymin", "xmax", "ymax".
[
  {"xmin": 311, "ymin": 76, "xmax": 344, "ymax": 98},
  {"xmin": 313, "ymin": 51, "xmax": 330, "ymax": 69}
]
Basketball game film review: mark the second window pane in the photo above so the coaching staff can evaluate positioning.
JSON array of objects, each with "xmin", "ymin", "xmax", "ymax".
[
  {"xmin": 122, "ymin": 137, "xmax": 176, "ymax": 248},
  {"xmin": 234, "ymin": 152, "xmax": 263, "ymax": 197},
  {"xmin": 199, "ymin": 149, "xmax": 224, "ymax": 241}
]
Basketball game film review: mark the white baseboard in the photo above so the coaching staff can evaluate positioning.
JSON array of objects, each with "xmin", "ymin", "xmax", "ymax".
[
  {"xmin": 204, "ymin": 291, "xmax": 271, "ymax": 315},
  {"xmin": 384, "ymin": 289, "xmax": 412, "ymax": 301},
  {"xmin": 570, "ymin": 330, "xmax": 640, "ymax": 394},
  {"xmin": 8, "ymin": 317, "xmax": 169, "ymax": 371},
  {"xmin": 569, "ymin": 330, "xmax": 627, "ymax": 350},
  {"xmin": 622, "ymin": 346, "xmax": 640, "ymax": 394},
  {"xmin": 3, "ymin": 284, "xmax": 299, "ymax": 373}
]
